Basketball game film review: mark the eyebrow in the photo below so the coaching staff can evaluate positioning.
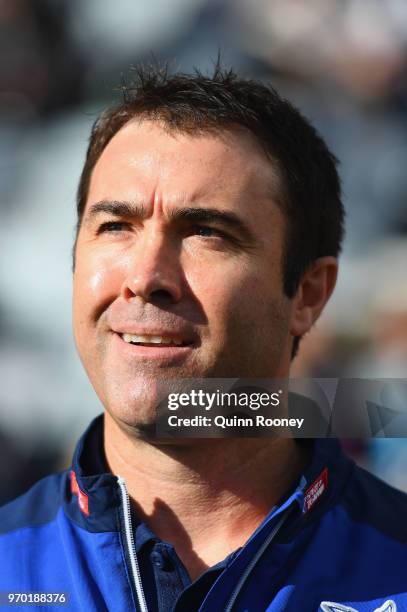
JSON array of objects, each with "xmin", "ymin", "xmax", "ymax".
[
  {"xmin": 86, "ymin": 200, "xmax": 147, "ymax": 222},
  {"xmin": 86, "ymin": 199, "xmax": 256, "ymax": 244}
]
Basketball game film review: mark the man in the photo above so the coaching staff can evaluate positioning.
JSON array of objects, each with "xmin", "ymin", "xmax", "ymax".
[{"xmin": 1, "ymin": 65, "xmax": 406, "ymax": 612}]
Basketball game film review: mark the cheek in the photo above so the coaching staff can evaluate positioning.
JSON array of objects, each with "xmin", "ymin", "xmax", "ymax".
[
  {"xmin": 187, "ymin": 261, "xmax": 272, "ymax": 327},
  {"xmin": 72, "ymin": 251, "xmax": 129, "ymax": 329}
]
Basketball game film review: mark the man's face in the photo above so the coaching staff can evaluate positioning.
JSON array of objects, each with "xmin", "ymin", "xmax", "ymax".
[{"xmin": 73, "ymin": 120, "xmax": 294, "ymax": 428}]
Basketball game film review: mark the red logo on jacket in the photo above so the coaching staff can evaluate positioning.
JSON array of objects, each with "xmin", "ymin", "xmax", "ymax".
[
  {"xmin": 70, "ymin": 470, "xmax": 89, "ymax": 516},
  {"xmin": 303, "ymin": 468, "xmax": 328, "ymax": 513}
]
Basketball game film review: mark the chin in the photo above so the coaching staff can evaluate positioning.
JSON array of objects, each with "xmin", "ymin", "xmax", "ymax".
[{"xmin": 110, "ymin": 394, "xmax": 158, "ymax": 425}]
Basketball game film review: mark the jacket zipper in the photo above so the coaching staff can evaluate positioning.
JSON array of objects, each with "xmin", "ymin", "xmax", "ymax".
[
  {"xmin": 117, "ymin": 476, "xmax": 149, "ymax": 612},
  {"xmin": 224, "ymin": 503, "xmax": 297, "ymax": 612},
  {"xmin": 118, "ymin": 476, "xmax": 299, "ymax": 612}
]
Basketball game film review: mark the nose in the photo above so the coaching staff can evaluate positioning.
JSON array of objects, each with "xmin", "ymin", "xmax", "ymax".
[{"xmin": 121, "ymin": 230, "xmax": 183, "ymax": 304}]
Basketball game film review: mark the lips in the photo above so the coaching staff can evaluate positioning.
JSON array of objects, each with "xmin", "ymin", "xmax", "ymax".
[
  {"xmin": 110, "ymin": 322, "xmax": 199, "ymax": 352},
  {"xmin": 121, "ymin": 333, "xmax": 190, "ymax": 347},
  {"xmin": 111, "ymin": 329, "xmax": 195, "ymax": 364}
]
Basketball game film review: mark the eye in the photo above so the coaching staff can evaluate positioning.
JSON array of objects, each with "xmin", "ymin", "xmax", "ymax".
[
  {"xmin": 97, "ymin": 221, "xmax": 130, "ymax": 234},
  {"xmin": 193, "ymin": 225, "xmax": 222, "ymax": 238}
]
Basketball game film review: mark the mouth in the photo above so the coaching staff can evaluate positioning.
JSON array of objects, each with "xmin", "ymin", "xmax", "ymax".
[
  {"xmin": 120, "ymin": 333, "xmax": 192, "ymax": 348},
  {"xmin": 112, "ymin": 331, "xmax": 196, "ymax": 363}
]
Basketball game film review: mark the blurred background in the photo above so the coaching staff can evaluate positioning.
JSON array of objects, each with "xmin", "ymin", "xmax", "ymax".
[{"xmin": 0, "ymin": 0, "xmax": 406, "ymax": 504}]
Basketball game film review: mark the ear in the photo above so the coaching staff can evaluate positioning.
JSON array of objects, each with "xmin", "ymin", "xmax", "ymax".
[{"xmin": 290, "ymin": 256, "xmax": 338, "ymax": 338}]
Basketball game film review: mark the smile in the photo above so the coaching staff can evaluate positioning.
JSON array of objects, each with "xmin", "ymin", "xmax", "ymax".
[
  {"xmin": 120, "ymin": 333, "xmax": 190, "ymax": 347},
  {"xmin": 113, "ymin": 331, "xmax": 194, "ymax": 363}
]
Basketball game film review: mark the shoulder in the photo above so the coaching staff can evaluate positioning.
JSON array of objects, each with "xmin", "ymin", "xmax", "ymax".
[
  {"xmin": 341, "ymin": 462, "xmax": 407, "ymax": 542},
  {"xmin": 0, "ymin": 471, "xmax": 77, "ymax": 593},
  {"xmin": 0, "ymin": 470, "xmax": 67, "ymax": 536}
]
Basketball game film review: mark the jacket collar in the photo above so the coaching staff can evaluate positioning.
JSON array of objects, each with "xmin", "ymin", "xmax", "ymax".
[
  {"xmin": 64, "ymin": 413, "xmax": 353, "ymax": 533},
  {"xmin": 64, "ymin": 414, "xmax": 120, "ymax": 531}
]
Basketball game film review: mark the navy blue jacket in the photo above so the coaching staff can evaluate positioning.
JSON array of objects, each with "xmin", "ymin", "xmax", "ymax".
[{"xmin": 1, "ymin": 415, "xmax": 407, "ymax": 611}]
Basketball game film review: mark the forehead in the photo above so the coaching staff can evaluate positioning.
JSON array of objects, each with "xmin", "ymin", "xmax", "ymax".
[{"xmin": 86, "ymin": 119, "xmax": 282, "ymax": 214}]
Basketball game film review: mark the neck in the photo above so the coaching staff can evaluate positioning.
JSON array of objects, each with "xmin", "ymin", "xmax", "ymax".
[{"xmin": 104, "ymin": 411, "xmax": 309, "ymax": 581}]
